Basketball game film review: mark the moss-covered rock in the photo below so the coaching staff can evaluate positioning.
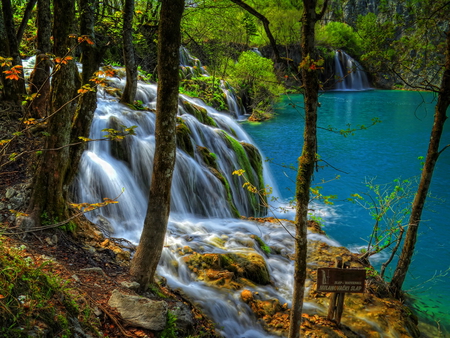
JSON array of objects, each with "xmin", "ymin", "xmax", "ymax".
[
  {"xmin": 176, "ymin": 119, "xmax": 194, "ymax": 157},
  {"xmin": 181, "ymin": 100, "xmax": 217, "ymax": 127},
  {"xmin": 197, "ymin": 145, "xmax": 240, "ymax": 218},
  {"xmin": 221, "ymin": 132, "xmax": 267, "ymax": 217},
  {"xmin": 184, "ymin": 252, "xmax": 270, "ymax": 286}
]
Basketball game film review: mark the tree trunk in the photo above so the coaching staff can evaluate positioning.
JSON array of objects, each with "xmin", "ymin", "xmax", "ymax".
[
  {"xmin": 130, "ymin": 0, "xmax": 184, "ymax": 290},
  {"xmin": 16, "ymin": 0, "xmax": 37, "ymax": 43},
  {"xmin": 28, "ymin": 0, "xmax": 52, "ymax": 118},
  {"xmin": 26, "ymin": 0, "xmax": 77, "ymax": 225},
  {"xmin": 65, "ymin": 0, "xmax": 106, "ymax": 186},
  {"xmin": 120, "ymin": 0, "xmax": 137, "ymax": 104},
  {"xmin": 389, "ymin": 29, "xmax": 450, "ymax": 298},
  {"xmin": 229, "ymin": 0, "xmax": 281, "ymax": 64},
  {"xmin": 289, "ymin": 1, "xmax": 327, "ymax": 337},
  {"xmin": 1, "ymin": 0, "xmax": 26, "ymax": 103}
]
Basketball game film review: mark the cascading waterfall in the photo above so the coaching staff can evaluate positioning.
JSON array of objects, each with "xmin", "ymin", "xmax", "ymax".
[
  {"xmin": 180, "ymin": 46, "xmax": 247, "ymax": 119},
  {"xmin": 334, "ymin": 50, "xmax": 371, "ymax": 91},
  {"xmin": 73, "ymin": 76, "xmax": 340, "ymax": 337}
]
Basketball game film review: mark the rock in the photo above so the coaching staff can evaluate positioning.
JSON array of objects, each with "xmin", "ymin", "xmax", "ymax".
[
  {"xmin": 96, "ymin": 215, "xmax": 115, "ymax": 235},
  {"xmin": 80, "ymin": 267, "xmax": 106, "ymax": 277},
  {"xmin": 108, "ymin": 289, "xmax": 168, "ymax": 331},
  {"xmin": 120, "ymin": 281, "xmax": 141, "ymax": 290},
  {"xmin": 16, "ymin": 216, "xmax": 35, "ymax": 231},
  {"xmin": 171, "ymin": 302, "xmax": 194, "ymax": 335},
  {"xmin": 5, "ymin": 187, "xmax": 16, "ymax": 199}
]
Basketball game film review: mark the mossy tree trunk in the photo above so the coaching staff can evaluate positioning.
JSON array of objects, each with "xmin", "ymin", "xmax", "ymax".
[
  {"xmin": 120, "ymin": 0, "xmax": 137, "ymax": 104},
  {"xmin": 28, "ymin": 0, "xmax": 52, "ymax": 118},
  {"xmin": 288, "ymin": 1, "xmax": 328, "ymax": 337},
  {"xmin": 130, "ymin": 0, "xmax": 184, "ymax": 290},
  {"xmin": 389, "ymin": 29, "xmax": 450, "ymax": 298},
  {"xmin": 26, "ymin": 0, "xmax": 77, "ymax": 225}
]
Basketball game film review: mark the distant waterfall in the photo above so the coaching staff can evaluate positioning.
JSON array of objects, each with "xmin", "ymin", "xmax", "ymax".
[{"xmin": 334, "ymin": 50, "xmax": 371, "ymax": 91}]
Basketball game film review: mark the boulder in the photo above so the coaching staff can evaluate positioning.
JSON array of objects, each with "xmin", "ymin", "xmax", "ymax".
[{"xmin": 108, "ymin": 289, "xmax": 167, "ymax": 331}]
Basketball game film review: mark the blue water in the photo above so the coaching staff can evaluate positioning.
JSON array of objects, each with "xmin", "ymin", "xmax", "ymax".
[{"xmin": 241, "ymin": 90, "xmax": 450, "ymax": 330}]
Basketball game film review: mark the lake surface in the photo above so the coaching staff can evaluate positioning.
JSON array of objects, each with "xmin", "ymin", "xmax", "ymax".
[{"xmin": 241, "ymin": 90, "xmax": 450, "ymax": 331}]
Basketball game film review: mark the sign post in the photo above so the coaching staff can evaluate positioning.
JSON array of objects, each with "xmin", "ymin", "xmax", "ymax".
[{"xmin": 317, "ymin": 257, "xmax": 366, "ymax": 324}]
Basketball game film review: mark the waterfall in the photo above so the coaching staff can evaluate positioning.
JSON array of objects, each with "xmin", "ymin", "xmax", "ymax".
[
  {"xmin": 73, "ymin": 76, "xmax": 336, "ymax": 337},
  {"xmin": 334, "ymin": 50, "xmax": 371, "ymax": 91},
  {"xmin": 180, "ymin": 46, "xmax": 247, "ymax": 119}
]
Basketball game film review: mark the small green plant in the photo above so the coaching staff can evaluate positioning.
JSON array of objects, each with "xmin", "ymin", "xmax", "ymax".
[
  {"xmin": 160, "ymin": 310, "xmax": 177, "ymax": 338},
  {"xmin": 251, "ymin": 234, "xmax": 271, "ymax": 255},
  {"xmin": 148, "ymin": 283, "xmax": 168, "ymax": 299},
  {"xmin": 308, "ymin": 214, "xmax": 325, "ymax": 227}
]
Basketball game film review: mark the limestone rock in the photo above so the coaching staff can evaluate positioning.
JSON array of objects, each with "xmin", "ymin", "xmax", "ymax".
[{"xmin": 108, "ymin": 289, "xmax": 167, "ymax": 331}]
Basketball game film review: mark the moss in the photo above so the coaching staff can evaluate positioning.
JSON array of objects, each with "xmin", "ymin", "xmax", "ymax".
[
  {"xmin": 251, "ymin": 235, "xmax": 271, "ymax": 255},
  {"xmin": 186, "ymin": 252, "xmax": 270, "ymax": 285},
  {"xmin": 197, "ymin": 146, "xmax": 218, "ymax": 168},
  {"xmin": 176, "ymin": 121, "xmax": 194, "ymax": 157},
  {"xmin": 197, "ymin": 145, "xmax": 240, "ymax": 218},
  {"xmin": 241, "ymin": 142, "xmax": 267, "ymax": 215},
  {"xmin": 182, "ymin": 100, "xmax": 217, "ymax": 127},
  {"xmin": 221, "ymin": 131, "xmax": 267, "ymax": 216}
]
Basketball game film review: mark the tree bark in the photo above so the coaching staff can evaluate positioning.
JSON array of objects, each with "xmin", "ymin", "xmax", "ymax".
[
  {"xmin": 229, "ymin": 0, "xmax": 281, "ymax": 64},
  {"xmin": 27, "ymin": 0, "xmax": 77, "ymax": 224},
  {"xmin": 28, "ymin": 0, "xmax": 52, "ymax": 118},
  {"xmin": 288, "ymin": 1, "xmax": 327, "ymax": 337},
  {"xmin": 130, "ymin": 0, "xmax": 184, "ymax": 290},
  {"xmin": 1, "ymin": 0, "xmax": 26, "ymax": 103},
  {"xmin": 120, "ymin": 0, "xmax": 137, "ymax": 104},
  {"xmin": 389, "ymin": 29, "xmax": 450, "ymax": 298},
  {"xmin": 65, "ymin": 0, "xmax": 106, "ymax": 186}
]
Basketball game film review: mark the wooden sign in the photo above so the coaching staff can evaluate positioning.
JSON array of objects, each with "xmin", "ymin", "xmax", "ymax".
[{"xmin": 317, "ymin": 268, "xmax": 366, "ymax": 293}]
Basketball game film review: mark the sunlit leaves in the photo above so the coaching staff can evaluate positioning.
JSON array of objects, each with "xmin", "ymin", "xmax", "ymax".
[
  {"xmin": 77, "ymin": 35, "xmax": 95, "ymax": 45},
  {"xmin": 3, "ymin": 65, "xmax": 23, "ymax": 81},
  {"xmin": 54, "ymin": 56, "xmax": 73, "ymax": 65},
  {"xmin": 70, "ymin": 197, "xmax": 119, "ymax": 213},
  {"xmin": 101, "ymin": 125, "xmax": 137, "ymax": 141}
]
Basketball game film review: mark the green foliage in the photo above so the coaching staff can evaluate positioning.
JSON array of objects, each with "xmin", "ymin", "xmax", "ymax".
[
  {"xmin": 0, "ymin": 238, "xmax": 101, "ymax": 337},
  {"xmin": 160, "ymin": 310, "xmax": 177, "ymax": 338},
  {"xmin": 316, "ymin": 21, "xmax": 362, "ymax": 56},
  {"xmin": 308, "ymin": 214, "xmax": 325, "ymax": 227},
  {"xmin": 180, "ymin": 77, "xmax": 228, "ymax": 111},
  {"xmin": 355, "ymin": 13, "xmax": 396, "ymax": 71},
  {"xmin": 228, "ymin": 51, "xmax": 284, "ymax": 116},
  {"xmin": 349, "ymin": 177, "xmax": 415, "ymax": 265}
]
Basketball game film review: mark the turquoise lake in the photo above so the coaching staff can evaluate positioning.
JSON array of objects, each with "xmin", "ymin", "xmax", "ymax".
[{"xmin": 241, "ymin": 90, "xmax": 450, "ymax": 332}]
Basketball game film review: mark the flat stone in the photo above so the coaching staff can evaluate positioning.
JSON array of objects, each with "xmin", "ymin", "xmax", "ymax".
[{"xmin": 108, "ymin": 289, "xmax": 167, "ymax": 331}]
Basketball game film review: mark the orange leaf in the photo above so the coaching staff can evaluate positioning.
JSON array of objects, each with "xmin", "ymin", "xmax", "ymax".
[{"xmin": 5, "ymin": 74, "xmax": 19, "ymax": 80}]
